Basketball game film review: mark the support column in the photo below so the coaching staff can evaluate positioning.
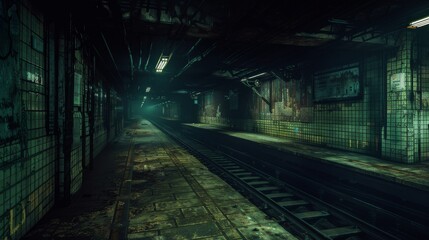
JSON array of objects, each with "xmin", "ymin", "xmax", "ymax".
[
  {"xmin": 89, "ymin": 56, "xmax": 95, "ymax": 170},
  {"xmin": 62, "ymin": 14, "xmax": 74, "ymax": 205},
  {"xmin": 383, "ymin": 31, "xmax": 418, "ymax": 163}
]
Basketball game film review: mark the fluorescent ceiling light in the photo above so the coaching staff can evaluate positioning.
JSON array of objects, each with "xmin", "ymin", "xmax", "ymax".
[
  {"xmin": 155, "ymin": 56, "xmax": 169, "ymax": 72},
  {"xmin": 409, "ymin": 16, "xmax": 429, "ymax": 28},
  {"xmin": 146, "ymin": 87, "xmax": 151, "ymax": 93},
  {"xmin": 241, "ymin": 72, "xmax": 267, "ymax": 83},
  {"xmin": 328, "ymin": 18, "xmax": 348, "ymax": 25},
  {"xmin": 247, "ymin": 72, "xmax": 267, "ymax": 79}
]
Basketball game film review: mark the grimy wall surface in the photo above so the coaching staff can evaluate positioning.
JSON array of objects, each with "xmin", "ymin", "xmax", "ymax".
[
  {"xmin": 157, "ymin": 30, "xmax": 429, "ymax": 164},
  {"xmin": 0, "ymin": 1, "xmax": 123, "ymax": 239}
]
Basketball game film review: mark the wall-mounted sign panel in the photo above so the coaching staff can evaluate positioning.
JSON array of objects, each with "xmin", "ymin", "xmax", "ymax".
[
  {"xmin": 390, "ymin": 73, "xmax": 406, "ymax": 91},
  {"xmin": 314, "ymin": 63, "xmax": 360, "ymax": 102}
]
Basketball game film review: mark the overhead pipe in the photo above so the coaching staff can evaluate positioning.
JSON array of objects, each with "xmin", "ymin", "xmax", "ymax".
[
  {"xmin": 240, "ymin": 72, "xmax": 272, "ymax": 112},
  {"xmin": 164, "ymin": 1, "xmax": 209, "ymax": 81},
  {"xmin": 137, "ymin": 37, "xmax": 143, "ymax": 70},
  {"xmin": 108, "ymin": 0, "xmax": 133, "ymax": 80},
  {"xmin": 100, "ymin": 32, "xmax": 121, "ymax": 79},
  {"xmin": 186, "ymin": 38, "xmax": 202, "ymax": 56},
  {"xmin": 270, "ymin": 71, "xmax": 285, "ymax": 82},
  {"xmin": 251, "ymin": 87, "xmax": 271, "ymax": 112},
  {"xmin": 173, "ymin": 42, "xmax": 216, "ymax": 79},
  {"xmin": 122, "ymin": 22, "xmax": 134, "ymax": 81},
  {"xmin": 228, "ymin": 68, "xmax": 264, "ymax": 81},
  {"xmin": 144, "ymin": 41, "xmax": 153, "ymax": 71},
  {"xmin": 93, "ymin": 45, "xmax": 120, "ymax": 83},
  {"xmin": 224, "ymin": 1, "xmax": 337, "ymax": 68}
]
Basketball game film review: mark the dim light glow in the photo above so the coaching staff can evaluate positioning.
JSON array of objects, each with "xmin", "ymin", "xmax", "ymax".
[
  {"xmin": 409, "ymin": 16, "xmax": 429, "ymax": 28},
  {"xmin": 241, "ymin": 72, "xmax": 266, "ymax": 88},
  {"xmin": 141, "ymin": 96, "xmax": 147, "ymax": 107},
  {"xmin": 146, "ymin": 87, "xmax": 151, "ymax": 93},
  {"xmin": 155, "ymin": 56, "xmax": 169, "ymax": 73},
  {"xmin": 247, "ymin": 72, "xmax": 267, "ymax": 79}
]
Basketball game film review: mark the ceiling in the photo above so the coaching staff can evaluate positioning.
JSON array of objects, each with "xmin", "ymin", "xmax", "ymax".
[{"xmin": 40, "ymin": 0, "xmax": 429, "ymax": 100}]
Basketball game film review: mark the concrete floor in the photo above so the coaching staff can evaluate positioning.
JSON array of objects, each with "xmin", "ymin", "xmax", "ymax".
[
  {"xmin": 186, "ymin": 123, "xmax": 429, "ymax": 192},
  {"xmin": 23, "ymin": 120, "xmax": 296, "ymax": 240}
]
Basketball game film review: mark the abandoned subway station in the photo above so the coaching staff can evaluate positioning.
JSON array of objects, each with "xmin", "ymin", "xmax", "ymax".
[{"xmin": 3, "ymin": 0, "xmax": 429, "ymax": 239}]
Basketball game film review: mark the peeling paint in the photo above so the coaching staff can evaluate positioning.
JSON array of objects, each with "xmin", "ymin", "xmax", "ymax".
[{"xmin": 9, "ymin": 202, "xmax": 26, "ymax": 236}]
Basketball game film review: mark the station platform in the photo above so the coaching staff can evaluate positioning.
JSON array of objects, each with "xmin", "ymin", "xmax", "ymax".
[
  {"xmin": 182, "ymin": 123, "xmax": 429, "ymax": 193},
  {"xmin": 23, "ymin": 119, "xmax": 296, "ymax": 240}
]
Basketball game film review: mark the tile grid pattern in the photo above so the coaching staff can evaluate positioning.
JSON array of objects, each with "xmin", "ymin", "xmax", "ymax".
[
  {"xmin": 417, "ymin": 41, "xmax": 429, "ymax": 161},
  {"xmin": 0, "ymin": 2, "xmax": 56, "ymax": 239},
  {"xmin": 126, "ymin": 122, "xmax": 296, "ymax": 240},
  {"xmin": 190, "ymin": 31, "xmax": 429, "ymax": 163},
  {"xmin": 186, "ymin": 122, "xmax": 429, "ymax": 191},
  {"xmin": 93, "ymin": 80, "xmax": 108, "ymax": 157},
  {"xmin": 1, "ymin": 1, "xmax": 123, "ymax": 239},
  {"xmin": 196, "ymin": 55, "xmax": 382, "ymax": 155},
  {"xmin": 384, "ymin": 32, "xmax": 414, "ymax": 163}
]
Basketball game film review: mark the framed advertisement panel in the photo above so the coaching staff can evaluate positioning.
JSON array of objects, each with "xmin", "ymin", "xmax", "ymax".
[{"xmin": 313, "ymin": 63, "xmax": 361, "ymax": 102}]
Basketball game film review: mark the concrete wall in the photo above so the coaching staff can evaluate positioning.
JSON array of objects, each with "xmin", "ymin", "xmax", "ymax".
[{"xmin": 150, "ymin": 95, "xmax": 198, "ymax": 122}]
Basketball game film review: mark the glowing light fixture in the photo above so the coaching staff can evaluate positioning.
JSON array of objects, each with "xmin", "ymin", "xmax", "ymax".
[
  {"xmin": 246, "ymin": 72, "xmax": 267, "ymax": 80},
  {"xmin": 155, "ymin": 56, "xmax": 169, "ymax": 73},
  {"xmin": 141, "ymin": 96, "xmax": 148, "ymax": 108},
  {"xmin": 408, "ymin": 16, "xmax": 429, "ymax": 29},
  {"xmin": 240, "ymin": 72, "xmax": 266, "ymax": 87},
  {"xmin": 145, "ymin": 87, "xmax": 151, "ymax": 93}
]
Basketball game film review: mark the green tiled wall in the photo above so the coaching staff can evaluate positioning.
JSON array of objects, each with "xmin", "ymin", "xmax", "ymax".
[
  {"xmin": 0, "ymin": 2, "xmax": 56, "ymax": 239},
  {"xmin": 383, "ymin": 32, "xmax": 412, "ymax": 162},
  {"xmin": 198, "ymin": 56, "xmax": 382, "ymax": 155},
  {"xmin": 418, "ymin": 44, "xmax": 429, "ymax": 161},
  {"xmin": 197, "ymin": 32, "xmax": 428, "ymax": 163},
  {"xmin": 0, "ymin": 2, "xmax": 124, "ymax": 240},
  {"xmin": 93, "ymin": 80, "xmax": 109, "ymax": 157}
]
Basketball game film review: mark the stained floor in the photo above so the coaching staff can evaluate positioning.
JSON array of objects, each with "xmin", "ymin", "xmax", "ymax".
[
  {"xmin": 23, "ymin": 120, "xmax": 296, "ymax": 240},
  {"xmin": 185, "ymin": 123, "xmax": 429, "ymax": 191},
  {"xmin": 125, "ymin": 120, "xmax": 295, "ymax": 240}
]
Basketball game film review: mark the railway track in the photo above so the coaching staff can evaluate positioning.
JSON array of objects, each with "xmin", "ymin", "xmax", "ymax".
[{"xmin": 151, "ymin": 119, "xmax": 427, "ymax": 240}]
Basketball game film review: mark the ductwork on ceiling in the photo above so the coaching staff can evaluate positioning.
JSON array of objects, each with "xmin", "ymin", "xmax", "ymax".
[{"xmin": 80, "ymin": 0, "xmax": 429, "ymax": 98}]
